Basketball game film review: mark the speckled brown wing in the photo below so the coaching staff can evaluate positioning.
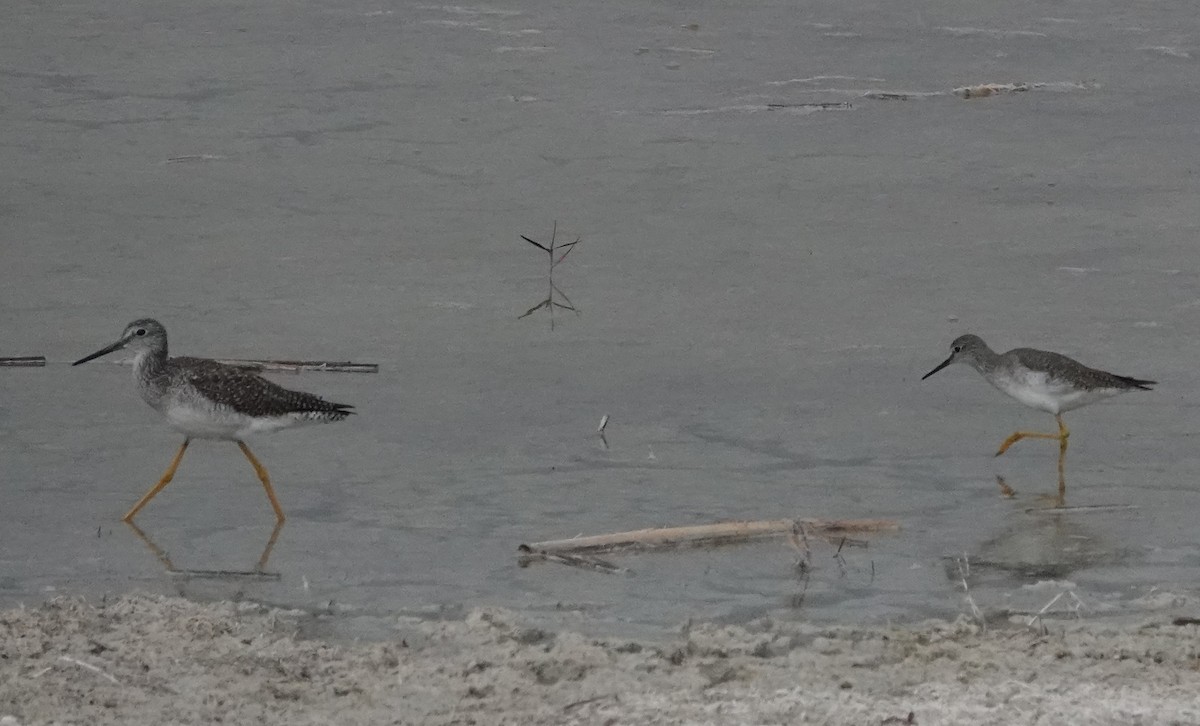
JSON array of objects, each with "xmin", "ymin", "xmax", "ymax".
[
  {"xmin": 1007, "ymin": 348, "xmax": 1156, "ymax": 391},
  {"xmin": 169, "ymin": 357, "xmax": 354, "ymax": 419}
]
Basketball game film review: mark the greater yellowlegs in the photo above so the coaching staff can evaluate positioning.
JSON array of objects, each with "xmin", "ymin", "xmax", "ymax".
[
  {"xmin": 922, "ymin": 334, "xmax": 1154, "ymax": 501},
  {"xmin": 73, "ymin": 319, "xmax": 353, "ymax": 522}
]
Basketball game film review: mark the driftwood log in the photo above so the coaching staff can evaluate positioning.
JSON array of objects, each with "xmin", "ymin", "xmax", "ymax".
[{"xmin": 519, "ymin": 518, "xmax": 898, "ymax": 557}]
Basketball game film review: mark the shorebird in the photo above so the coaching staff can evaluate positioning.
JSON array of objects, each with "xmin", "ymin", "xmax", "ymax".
[
  {"xmin": 922, "ymin": 334, "xmax": 1154, "ymax": 501},
  {"xmin": 73, "ymin": 319, "xmax": 353, "ymax": 523}
]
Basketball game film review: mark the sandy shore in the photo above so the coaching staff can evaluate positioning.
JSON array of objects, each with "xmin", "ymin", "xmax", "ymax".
[{"xmin": 2, "ymin": 595, "xmax": 1199, "ymax": 725}]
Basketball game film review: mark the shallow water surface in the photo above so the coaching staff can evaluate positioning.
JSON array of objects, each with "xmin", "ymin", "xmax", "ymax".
[{"xmin": 3, "ymin": 0, "xmax": 1200, "ymax": 636}]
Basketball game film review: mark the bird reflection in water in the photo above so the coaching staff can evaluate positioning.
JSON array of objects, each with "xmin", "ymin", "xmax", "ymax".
[{"xmin": 125, "ymin": 519, "xmax": 284, "ymax": 580}]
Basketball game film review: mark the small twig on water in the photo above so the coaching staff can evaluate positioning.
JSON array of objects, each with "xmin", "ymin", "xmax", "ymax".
[
  {"xmin": 111, "ymin": 358, "xmax": 376, "ymax": 374},
  {"xmin": 518, "ymin": 299, "xmax": 552, "ymax": 319},
  {"xmin": 521, "ymin": 234, "xmax": 551, "ymax": 253},
  {"xmin": 549, "ymin": 281, "xmax": 578, "ymax": 312},
  {"xmin": 519, "ymin": 221, "xmax": 583, "ymax": 329},
  {"xmin": 210, "ymin": 359, "xmax": 379, "ymax": 374},
  {"xmin": 166, "ymin": 154, "xmax": 225, "ymax": 163},
  {"xmin": 168, "ymin": 569, "xmax": 282, "ymax": 580},
  {"xmin": 833, "ymin": 537, "xmax": 848, "ymax": 577},
  {"xmin": 1024, "ymin": 504, "xmax": 1138, "ymax": 515}
]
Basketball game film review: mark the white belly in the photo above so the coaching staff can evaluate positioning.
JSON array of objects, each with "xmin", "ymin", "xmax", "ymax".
[
  {"xmin": 159, "ymin": 400, "xmax": 315, "ymax": 440},
  {"xmin": 991, "ymin": 370, "xmax": 1118, "ymax": 414}
]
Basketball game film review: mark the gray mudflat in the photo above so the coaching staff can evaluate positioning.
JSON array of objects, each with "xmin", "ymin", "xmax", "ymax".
[{"xmin": 3, "ymin": 0, "xmax": 1199, "ymax": 634}]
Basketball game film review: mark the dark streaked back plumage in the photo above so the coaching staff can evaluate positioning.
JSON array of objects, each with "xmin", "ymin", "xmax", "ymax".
[
  {"xmin": 167, "ymin": 356, "xmax": 354, "ymax": 419},
  {"xmin": 1005, "ymin": 347, "xmax": 1156, "ymax": 392}
]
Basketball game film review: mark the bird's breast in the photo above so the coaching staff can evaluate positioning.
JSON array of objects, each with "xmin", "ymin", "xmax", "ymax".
[{"xmin": 990, "ymin": 370, "xmax": 1066, "ymax": 413}]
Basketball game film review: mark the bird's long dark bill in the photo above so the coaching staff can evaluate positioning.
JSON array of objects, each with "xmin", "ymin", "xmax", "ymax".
[
  {"xmin": 72, "ymin": 339, "xmax": 126, "ymax": 366},
  {"xmin": 921, "ymin": 355, "xmax": 955, "ymax": 380}
]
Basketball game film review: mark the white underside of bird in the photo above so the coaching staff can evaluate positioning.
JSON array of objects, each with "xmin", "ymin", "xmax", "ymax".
[
  {"xmin": 161, "ymin": 402, "xmax": 322, "ymax": 440},
  {"xmin": 989, "ymin": 369, "xmax": 1123, "ymax": 415}
]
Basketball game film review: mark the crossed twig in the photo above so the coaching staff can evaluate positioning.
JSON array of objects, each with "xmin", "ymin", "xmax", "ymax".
[{"xmin": 519, "ymin": 221, "xmax": 582, "ymax": 329}]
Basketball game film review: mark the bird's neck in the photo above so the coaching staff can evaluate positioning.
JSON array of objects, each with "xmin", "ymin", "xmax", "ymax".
[
  {"xmin": 132, "ymin": 346, "xmax": 169, "ymax": 381},
  {"xmin": 969, "ymin": 347, "xmax": 1002, "ymax": 375}
]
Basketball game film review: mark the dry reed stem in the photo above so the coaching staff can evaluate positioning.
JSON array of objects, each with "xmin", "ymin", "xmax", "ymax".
[{"xmin": 519, "ymin": 518, "xmax": 898, "ymax": 556}]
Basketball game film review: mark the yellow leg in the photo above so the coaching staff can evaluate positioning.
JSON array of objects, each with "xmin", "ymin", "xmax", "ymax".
[
  {"xmin": 994, "ymin": 414, "xmax": 1070, "ymax": 457},
  {"xmin": 237, "ymin": 441, "xmax": 286, "ymax": 523},
  {"xmin": 123, "ymin": 439, "xmax": 190, "ymax": 522},
  {"xmin": 994, "ymin": 430, "xmax": 1060, "ymax": 456},
  {"xmin": 1055, "ymin": 415, "xmax": 1069, "ymax": 507}
]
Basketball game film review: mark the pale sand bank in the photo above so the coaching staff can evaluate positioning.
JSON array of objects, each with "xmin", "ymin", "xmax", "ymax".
[{"xmin": 3, "ymin": 595, "xmax": 1200, "ymax": 725}]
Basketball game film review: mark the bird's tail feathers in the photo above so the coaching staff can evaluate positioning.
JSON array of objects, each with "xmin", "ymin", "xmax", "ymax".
[{"xmin": 1115, "ymin": 374, "xmax": 1156, "ymax": 391}]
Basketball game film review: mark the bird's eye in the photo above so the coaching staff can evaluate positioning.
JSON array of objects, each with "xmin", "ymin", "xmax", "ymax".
[
  {"xmin": 953, "ymin": 346, "xmax": 962, "ymax": 353},
  {"xmin": 135, "ymin": 328, "xmax": 147, "ymax": 337}
]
